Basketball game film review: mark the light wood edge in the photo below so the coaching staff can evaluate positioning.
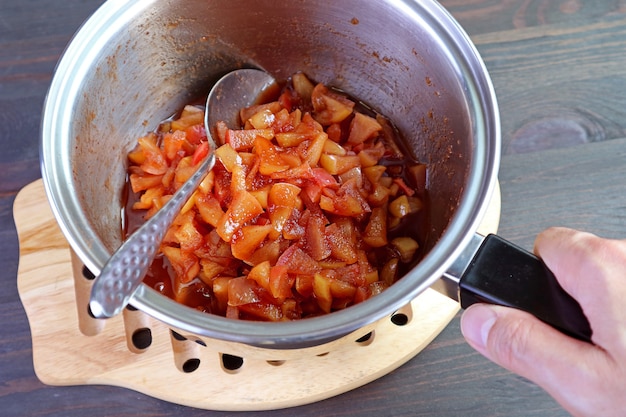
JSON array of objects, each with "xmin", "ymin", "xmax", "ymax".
[{"xmin": 14, "ymin": 179, "xmax": 500, "ymax": 411}]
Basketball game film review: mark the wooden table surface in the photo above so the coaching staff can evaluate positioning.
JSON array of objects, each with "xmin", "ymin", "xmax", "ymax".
[{"xmin": 2, "ymin": 1, "xmax": 626, "ymax": 416}]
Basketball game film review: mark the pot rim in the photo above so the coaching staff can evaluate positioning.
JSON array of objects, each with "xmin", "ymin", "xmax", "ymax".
[{"xmin": 40, "ymin": 0, "xmax": 500, "ymax": 349}]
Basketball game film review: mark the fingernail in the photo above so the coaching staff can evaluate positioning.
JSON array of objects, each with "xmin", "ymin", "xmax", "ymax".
[{"xmin": 461, "ymin": 304, "xmax": 497, "ymax": 350}]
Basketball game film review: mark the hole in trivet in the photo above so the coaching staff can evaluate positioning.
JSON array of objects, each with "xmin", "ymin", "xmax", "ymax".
[
  {"xmin": 195, "ymin": 339, "xmax": 207, "ymax": 347},
  {"xmin": 221, "ymin": 354, "xmax": 244, "ymax": 373},
  {"xmin": 317, "ymin": 352, "xmax": 329, "ymax": 357},
  {"xmin": 390, "ymin": 302, "xmax": 414, "ymax": 326},
  {"xmin": 266, "ymin": 360, "xmax": 286, "ymax": 366},
  {"xmin": 182, "ymin": 358, "xmax": 201, "ymax": 373},
  {"xmin": 171, "ymin": 330, "xmax": 187, "ymax": 341},
  {"xmin": 391, "ymin": 313, "xmax": 409, "ymax": 326},
  {"xmin": 355, "ymin": 331, "xmax": 375, "ymax": 346},
  {"xmin": 82, "ymin": 265, "xmax": 96, "ymax": 280},
  {"xmin": 126, "ymin": 304, "xmax": 138, "ymax": 311},
  {"xmin": 86, "ymin": 304, "xmax": 96, "ymax": 319},
  {"xmin": 132, "ymin": 328, "xmax": 152, "ymax": 350}
]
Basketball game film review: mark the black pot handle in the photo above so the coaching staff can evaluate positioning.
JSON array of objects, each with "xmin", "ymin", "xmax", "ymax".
[{"xmin": 440, "ymin": 234, "xmax": 592, "ymax": 343}]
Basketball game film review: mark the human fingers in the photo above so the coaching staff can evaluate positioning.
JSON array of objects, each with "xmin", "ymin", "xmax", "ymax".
[
  {"xmin": 461, "ymin": 303, "xmax": 617, "ymax": 417},
  {"xmin": 534, "ymin": 227, "xmax": 626, "ymax": 349}
]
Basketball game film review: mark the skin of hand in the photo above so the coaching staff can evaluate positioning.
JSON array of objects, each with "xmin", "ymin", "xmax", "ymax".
[{"xmin": 460, "ymin": 227, "xmax": 626, "ymax": 417}]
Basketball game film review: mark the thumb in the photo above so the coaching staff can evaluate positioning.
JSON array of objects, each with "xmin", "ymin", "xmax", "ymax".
[{"xmin": 461, "ymin": 304, "xmax": 605, "ymax": 410}]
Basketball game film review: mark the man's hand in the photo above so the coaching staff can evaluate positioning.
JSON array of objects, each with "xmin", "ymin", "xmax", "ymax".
[{"xmin": 461, "ymin": 227, "xmax": 626, "ymax": 416}]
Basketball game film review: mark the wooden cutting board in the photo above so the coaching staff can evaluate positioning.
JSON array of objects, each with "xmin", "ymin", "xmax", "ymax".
[{"xmin": 14, "ymin": 179, "xmax": 500, "ymax": 411}]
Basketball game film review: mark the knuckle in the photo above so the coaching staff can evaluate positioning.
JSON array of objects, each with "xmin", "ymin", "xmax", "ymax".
[{"xmin": 488, "ymin": 313, "xmax": 535, "ymax": 368}]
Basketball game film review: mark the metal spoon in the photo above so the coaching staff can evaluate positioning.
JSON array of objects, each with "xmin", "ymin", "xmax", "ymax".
[{"xmin": 89, "ymin": 68, "xmax": 277, "ymax": 319}]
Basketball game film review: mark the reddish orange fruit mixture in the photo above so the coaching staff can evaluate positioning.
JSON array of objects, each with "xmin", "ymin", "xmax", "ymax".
[{"xmin": 125, "ymin": 73, "xmax": 427, "ymax": 321}]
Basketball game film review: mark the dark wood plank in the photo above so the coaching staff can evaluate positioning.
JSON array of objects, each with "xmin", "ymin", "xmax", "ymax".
[
  {"xmin": 0, "ymin": 0, "xmax": 105, "ymax": 194},
  {"xmin": 469, "ymin": 12, "xmax": 626, "ymax": 154},
  {"xmin": 8, "ymin": 132, "xmax": 623, "ymax": 417},
  {"xmin": 2, "ymin": 0, "xmax": 625, "ymax": 416},
  {"xmin": 441, "ymin": 0, "xmax": 626, "ymax": 35},
  {"xmin": 498, "ymin": 136, "xmax": 626, "ymax": 248}
]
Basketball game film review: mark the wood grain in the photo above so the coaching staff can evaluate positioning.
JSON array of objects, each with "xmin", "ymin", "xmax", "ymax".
[
  {"xmin": 13, "ymin": 179, "xmax": 500, "ymax": 411},
  {"xmin": 2, "ymin": 0, "xmax": 626, "ymax": 416}
]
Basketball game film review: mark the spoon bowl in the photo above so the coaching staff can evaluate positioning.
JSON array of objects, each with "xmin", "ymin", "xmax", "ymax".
[{"xmin": 88, "ymin": 68, "xmax": 277, "ymax": 319}]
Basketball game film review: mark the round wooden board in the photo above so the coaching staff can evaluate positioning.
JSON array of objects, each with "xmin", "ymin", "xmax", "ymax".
[{"xmin": 14, "ymin": 179, "xmax": 500, "ymax": 411}]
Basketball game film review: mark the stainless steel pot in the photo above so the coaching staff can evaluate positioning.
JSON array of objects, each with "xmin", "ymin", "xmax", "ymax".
[{"xmin": 40, "ymin": 0, "xmax": 588, "ymax": 349}]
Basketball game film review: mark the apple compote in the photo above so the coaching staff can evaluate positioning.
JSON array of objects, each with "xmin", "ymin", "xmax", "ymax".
[{"xmin": 124, "ymin": 73, "xmax": 428, "ymax": 321}]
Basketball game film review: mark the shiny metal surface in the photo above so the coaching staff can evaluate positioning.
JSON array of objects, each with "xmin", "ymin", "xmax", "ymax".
[
  {"xmin": 40, "ymin": 0, "xmax": 500, "ymax": 348},
  {"xmin": 88, "ymin": 68, "xmax": 275, "ymax": 318},
  {"xmin": 434, "ymin": 233, "xmax": 486, "ymax": 302}
]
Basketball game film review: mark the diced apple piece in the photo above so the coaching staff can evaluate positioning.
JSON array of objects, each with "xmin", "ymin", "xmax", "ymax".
[
  {"xmin": 163, "ymin": 130, "xmax": 187, "ymax": 161},
  {"xmin": 380, "ymin": 257, "xmax": 399, "ymax": 286},
  {"xmin": 363, "ymin": 165, "xmax": 386, "ymax": 185},
  {"xmin": 215, "ymin": 143, "xmax": 242, "ymax": 172},
  {"xmin": 198, "ymin": 170, "xmax": 215, "ymax": 195},
  {"xmin": 311, "ymin": 83, "xmax": 355, "ymax": 126},
  {"xmin": 305, "ymin": 211, "xmax": 331, "ymax": 261},
  {"xmin": 339, "ymin": 166, "xmax": 363, "ymax": 189},
  {"xmin": 247, "ymin": 108, "xmax": 275, "ymax": 129},
  {"xmin": 319, "ymin": 195, "xmax": 335, "ymax": 212},
  {"xmin": 240, "ymin": 101, "xmax": 282, "ymax": 124},
  {"xmin": 326, "ymin": 222, "xmax": 358, "ymax": 264},
  {"xmin": 226, "ymin": 128, "xmax": 274, "ymax": 152},
  {"xmin": 268, "ymin": 205, "xmax": 293, "ymax": 240},
  {"xmin": 391, "ymin": 237, "xmax": 419, "ymax": 263},
  {"xmin": 247, "ymin": 260, "xmax": 271, "ymax": 290},
  {"xmin": 171, "ymin": 105, "xmax": 204, "ymax": 131},
  {"xmin": 230, "ymin": 164, "xmax": 247, "ymax": 196},
  {"xmin": 246, "ymin": 239, "xmax": 282, "ymax": 266},
  {"xmin": 258, "ymin": 147, "xmax": 292, "ymax": 175},
  {"xmin": 292, "ymin": 72, "xmax": 315, "ymax": 104},
  {"xmin": 128, "ymin": 147, "xmax": 146, "ymax": 165},
  {"xmin": 276, "ymin": 244, "xmax": 322, "ymax": 275},
  {"xmin": 347, "ymin": 112, "xmax": 383, "ymax": 144},
  {"xmin": 269, "ymin": 264, "xmax": 294, "ymax": 299},
  {"xmin": 216, "ymin": 190, "xmax": 264, "ymax": 242},
  {"xmin": 329, "ymin": 279, "xmax": 356, "ymax": 299},
  {"xmin": 132, "ymin": 185, "xmax": 164, "ymax": 210},
  {"xmin": 238, "ymin": 302, "xmax": 283, "ymax": 321},
  {"xmin": 129, "ymin": 173, "xmax": 163, "ymax": 193},
  {"xmin": 231, "ymin": 224, "xmax": 272, "ymax": 261},
  {"xmin": 304, "ymin": 132, "xmax": 327, "ymax": 166},
  {"xmin": 319, "ymin": 154, "xmax": 361, "ymax": 175},
  {"xmin": 332, "ymin": 179, "xmax": 371, "ymax": 217},
  {"xmin": 137, "ymin": 134, "xmax": 168, "ymax": 175},
  {"xmin": 326, "ymin": 123, "xmax": 342, "ymax": 142},
  {"xmin": 311, "ymin": 167, "xmax": 339, "ymax": 189},
  {"xmin": 174, "ymin": 156, "xmax": 196, "ymax": 185},
  {"xmin": 249, "ymin": 185, "xmax": 271, "ymax": 209},
  {"xmin": 389, "ymin": 195, "xmax": 422, "ymax": 218},
  {"xmin": 195, "ymin": 193, "xmax": 224, "ymax": 227},
  {"xmin": 313, "ymin": 273, "xmax": 332, "ymax": 313},
  {"xmin": 363, "ymin": 207, "xmax": 388, "ymax": 247},
  {"xmin": 268, "ymin": 183, "xmax": 302, "ymax": 208},
  {"xmin": 408, "ymin": 163, "xmax": 427, "ymax": 194},
  {"xmin": 275, "ymin": 132, "xmax": 308, "ymax": 147},
  {"xmin": 161, "ymin": 246, "xmax": 200, "ymax": 284},
  {"xmin": 174, "ymin": 221, "xmax": 204, "ymax": 253},
  {"xmin": 323, "ymin": 138, "xmax": 347, "ymax": 156},
  {"xmin": 368, "ymin": 182, "xmax": 391, "ymax": 207},
  {"xmin": 295, "ymin": 275, "xmax": 314, "ymax": 298},
  {"xmin": 212, "ymin": 277, "xmax": 230, "ymax": 315},
  {"xmin": 199, "ymin": 259, "xmax": 227, "ymax": 284},
  {"xmin": 228, "ymin": 277, "xmax": 261, "ymax": 306}
]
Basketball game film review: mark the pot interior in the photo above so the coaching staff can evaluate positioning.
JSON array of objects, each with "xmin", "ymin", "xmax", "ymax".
[{"xmin": 41, "ymin": 0, "xmax": 499, "ymax": 348}]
